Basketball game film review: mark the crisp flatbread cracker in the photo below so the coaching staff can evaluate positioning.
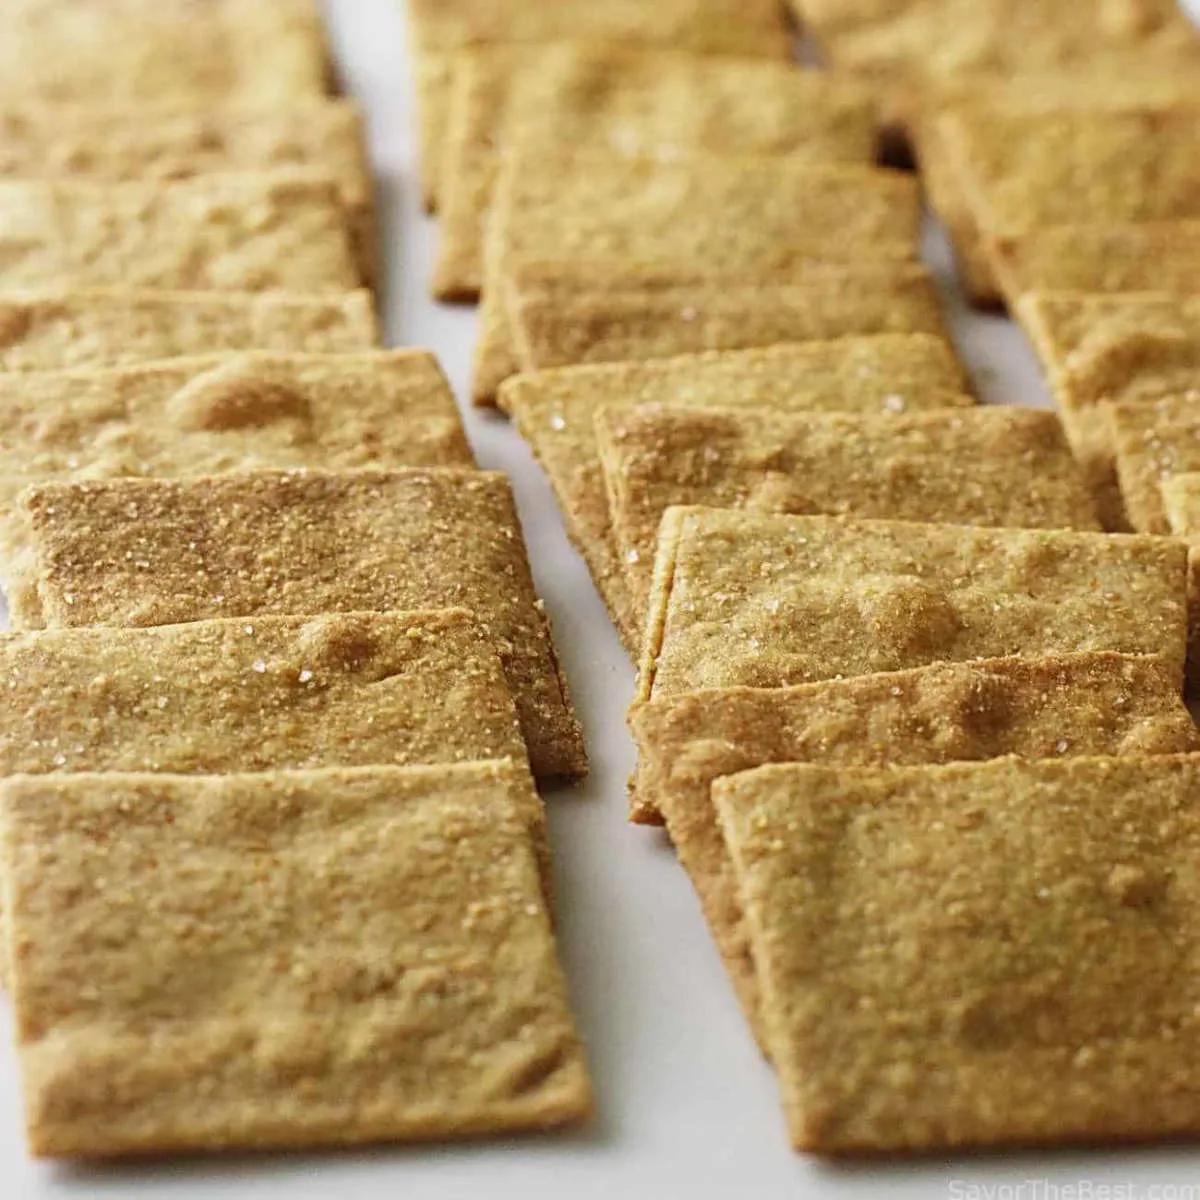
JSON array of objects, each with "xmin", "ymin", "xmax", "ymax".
[
  {"xmin": 0, "ymin": 288, "xmax": 379, "ymax": 372},
  {"xmin": 637, "ymin": 508, "xmax": 1188, "ymax": 703},
  {"xmin": 924, "ymin": 106, "xmax": 1200, "ymax": 304},
  {"xmin": 630, "ymin": 653, "xmax": 1198, "ymax": 1039},
  {"xmin": 989, "ymin": 221, "xmax": 1200, "ymax": 305},
  {"xmin": 1017, "ymin": 290, "xmax": 1200, "ymax": 529},
  {"xmin": 714, "ymin": 753, "xmax": 1200, "ymax": 1153},
  {"xmin": 500, "ymin": 334, "xmax": 973, "ymax": 650},
  {"xmin": 478, "ymin": 265, "xmax": 948, "ymax": 406},
  {"xmin": 17, "ymin": 469, "xmax": 585, "ymax": 782},
  {"xmin": 597, "ymin": 405, "xmax": 1098, "ymax": 620},
  {"xmin": 0, "ymin": 100, "xmax": 376, "ymax": 285},
  {"xmin": 1159, "ymin": 472, "xmax": 1200, "ymax": 692},
  {"xmin": 0, "ymin": 172, "xmax": 360, "ymax": 292},
  {"xmin": 0, "ymin": 0, "xmax": 332, "ymax": 107},
  {"xmin": 0, "ymin": 350, "xmax": 472, "ymax": 587},
  {"xmin": 1110, "ymin": 394, "xmax": 1200, "ymax": 534},
  {"xmin": 403, "ymin": 0, "xmax": 792, "ymax": 209},
  {"xmin": 4, "ymin": 760, "xmax": 592, "ymax": 1158},
  {"xmin": 434, "ymin": 47, "xmax": 878, "ymax": 299}
]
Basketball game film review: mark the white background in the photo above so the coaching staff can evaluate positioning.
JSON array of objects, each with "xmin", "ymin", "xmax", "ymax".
[{"xmin": 3, "ymin": 1, "xmax": 1200, "ymax": 1196}]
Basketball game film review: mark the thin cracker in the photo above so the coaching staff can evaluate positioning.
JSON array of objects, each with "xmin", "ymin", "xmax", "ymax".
[{"xmin": 1110, "ymin": 394, "xmax": 1200, "ymax": 534}]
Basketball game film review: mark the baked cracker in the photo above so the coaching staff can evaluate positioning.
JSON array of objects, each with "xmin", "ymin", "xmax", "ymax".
[{"xmin": 1110, "ymin": 394, "xmax": 1200, "ymax": 534}]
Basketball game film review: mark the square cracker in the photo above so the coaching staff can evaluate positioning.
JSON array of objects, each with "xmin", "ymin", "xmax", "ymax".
[
  {"xmin": 403, "ymin": 0, "xmax": 792, "ymax": 210},
  {"xmin": 1159, "ymin": 472, "xmax": 1200, "ymax": 692},
  {"xmin": 631, "ymin": 653, "xmax": 1200, "ymax": 1039},
  {"xmin": 597, "ymin": 405, "xmax": 1098, "ymax": 621},
  {"xmin": 0, "ymin": 349, "xmax": 472, "ymax": 586},
  {"xmin": 0, "ymin": 288, "xmax": 379, "ymax": 372},
  {"xmin": 4, "ymin": 760, "xmax": 592, "ymax": 1158},
  {"xmin": 0, "ymin": 101, "xmax": 376, "ymax": 286},
  {"xmin": 1016, "ymin": 290, "xmax": 1200, "ymax": 528},
  {"xmin": 0, "ymin": 173, "xmax": 361, "ymax": 293},
  {"xmin": 16, "ymin": 469, "xmax": 586, "ymax": 783},
  {"xmin": 1110, "ymin": 394, "xmax": 1200, "ymax": 534},
  {"xmin": 0, "ymin": 0, "xmax": 332, "ymax": 107},
  {"xmin": 0, "ymin": 610, "xmax": 527, "ymax": 778},
  {"xmin": 434, "ymin": 47, "xmax": 878, "ymax": 299},
  {"xmin": 478, "ymin": 264, "xmax": 948, "ymax": 406},
  {"xmin": 471, "ymin": 157, "xmax": 922, "ymax": 401},
  {"xmin": 924, "ymin": 107, "xmax": 1200, "ymax": 305},
  {"xmin": 500, "ymin": 334, "xmax": 974, "ymax": 651},
  {"xmin": 988, "ymin": 221, "xmax": 1200, "ymax": 306},
  {"xmin": 714, "ymin": 754, "xmax": 1200, "ymax": 1153},
  {"xmin": 637, "ymin": 508, "xmax": 1188, "ymax": 703}
]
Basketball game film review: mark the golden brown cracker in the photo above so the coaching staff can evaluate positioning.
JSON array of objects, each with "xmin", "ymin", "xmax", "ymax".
[
  {"xmin": 597, "ymin": 405, "xmax": 1098, "ymax": 620},
  {"xmin": 0, "ymin": 288, "xmax": 379, "ymax": 372},
  {"xmin": 4, "ymin": 760, "xmax": 592, "ymax": 1158},
  {"xmin": 1110, "ymin": 394, "xmax": 1200, "ymax": 534},
  {"xmin": 500, "ymin": 334, "xmax": 973, "ymax": 650},
  {"xmin": 1159, "ymin": 471, "xmax": 1200, "ymax": 692},
  {"xmin": 714, "ymin": 753, "xmax": 1200, "ymax": 1153},
  {"xmin": 637, "ymin": 508, "xmax": 1188, "ymax": 703},
  {"xmin": 631, "ymin": 653, "xmax": 1200, "ymax": 1036},
  {"xmin": 17, "ymin": 469, "xmax": 585, "ymax": 783}
]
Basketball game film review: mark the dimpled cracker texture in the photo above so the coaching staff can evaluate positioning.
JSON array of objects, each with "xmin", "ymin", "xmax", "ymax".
[
  {"xmin": 403, "ymin": 0, "xmax": 792, "ymax": 210},
  {"xmin": 0, "ymin": 350, "xmax": 472, "ymax": 586},
  {"xmin": 714, "ymin": 754, "xmax": 1200, "ymax": 1154},
  {"xmin": 434, "ymin": 46, "xmax": 878, "ymax": 299},
  {"xmin": 1110, "ymin": 395, "xmax": 1200, "ymax": 534},
  {"xmin": 0, "ymin": 288, "xmax": 379, "ymax": 372},
  {"xmin": 598, "ymin": 405, "xmax": 1098, "ymax": 620},
  {"xmin": 636, "ymin": 509, "xmax": 1188, "ymax": 705},
  {"xmin": 1017, "ymin": 291, "xmax": 1200, "ymax": 529},
  {"xmin": 471, "ymin": 157, "xmax": 922, "ymax": 402},
  {"xmin": 480, "ymin": 265, "xmax": 948, "ymax": 406},
  {"xmin": 0, "ymin": 0, "xmax": 332, "ymax": 107},
  {"xmin": 0, "ymin": 610, "xmax": 527, "ymax": 779},
  {"xmin": 0, "ymin": 101, "xmax": 376, "ymax": 286},
  {"xmin": 630, "ymin": 653, "xmax": 1200, "ymax": 1036},
  {"xmin": 3, "ymin": 761, "xmax": 592, "ymax": 1158},
  {"xmin": 1159, "ymin": 472, "xmax": 1200, "ymax": 693},
  {"xmin": 500, "ymin": 334, "xmax": 974, "ymax": 651},
  {"xmin": 989, "ymin": 221, "xmax": 1200, "ymax": 306},
  {"xmin": 17, "ymin": 469, "xmax": 585, "ymax": 783},
  {"xmin": 0, "ymin": 173, "xmax": 361, "ymax": 293}
]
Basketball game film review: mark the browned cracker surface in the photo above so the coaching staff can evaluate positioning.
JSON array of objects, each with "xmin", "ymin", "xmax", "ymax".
[
  {"xmin": 17, "ymin": 469, "xmax": 585, "ymax": 782},
  {"xmin": 4, "ymin": 761, "xmax": 592, "ymax": 1158},
  {"xmin": 637, "ymin": 508, "xmax": 1188, "ymax": 703},
  {"xmin": 500, "ymin": 334, "xmax": 973, "ymax": 650},
  {"xmin": 1110, "ymin": 394, "xmax": 1200, "ymax": 534},
  {"xmin": 632, "ymin": 653, "xmax": 1200, "ymax": 1037},
  {"xmin": 0, "ymin": 350, "xmax": 472, "ymax": 589},
  {"xmin": 0, "ymin": 288, "xmax": 379, "ymax": 372},
  {"xmin": 714, "ymin": 754, "xmax": 1200, "ymax": 1153},
  {"xmin": 434, "ymin": 46, "xmax": 877, "ymax": 298},
  {"xmin": 1159, "ymin": 472, "xmax": 1200, "ymax": 692},
  {"xmin": 0, "ymin": 0, "xmax": 332, "ymax": 107},
  {"xmin": 597, "ymin": 405, "xmax": 1098, "ymax": 620}
]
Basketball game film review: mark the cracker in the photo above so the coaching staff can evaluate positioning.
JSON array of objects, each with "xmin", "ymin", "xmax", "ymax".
[
  {"xmin": 1016, "ymin": 290, "xmax": 1200, "ymax": 529},
  {"xmin": 500, "ymin": 334, "xmax": 974, "ymax": 650},
  {"xmin": 478, "ymin": 265, "xmax": 948, "ymax": 406},
  {"xmin": 1160, "ymin": 472, "xmax": 1200, "ymax": 693},
  {"xmin": 0, "ymin": 100, "xmax": 376, "ymax": 286},
  {"xmin": 1110, "ymin": 394, "xmax": 1200, "ymax": 534},
  {"xmin": 17, "ymin": 469, "xmax": 586, "ymax": 782},
  {"xmin": 637, "ymin": 509, "xmax": 1188, "ymax": 703},
  {"xmin": 0, "ymin": 0, "xmax": 332, "ymax": 107},
  {"xmin": 4, "ymin": 760, "xmax": 592, "ymax": 1157},
  {"xmin": 631, "ymin": 653, "xmax": 1200, "ymax": 1035},
  {"xmin": 714, "ymin": 754, "xmax": 1200, "ymax": 1153},
  {"xmin": 598, "ymin": 405, "xmax": 1098, "ymax": 620},
  {"xmin": 0, "ymin": 173, "xmax": 360, "ymax": 292},
  {"xmin": 403, "ymin": 0, "xmax": 793, "ymax": 209},
  {"xmin": 989, "ymin": 221, "xmax": 1200, "ymax": 305},
  {"xmin": 0, "ymin": 349, "xmax": 470, "ymax": 606},
  {"xmin": 434, "ymin": 46, "xmax": 878, "ymax": 299},
  {"xmin": 0, "ymin": 288, "xmax": 378, "ymax": 372},
  {"xmin": 925, "ymin": 107, "xmax": 1200, "ymax": 305}
]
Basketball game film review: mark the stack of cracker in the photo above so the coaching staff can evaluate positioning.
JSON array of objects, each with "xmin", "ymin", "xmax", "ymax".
[{"xmin": 0, "ymin": 0, "xmax": 593, "ymax": 1161}]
